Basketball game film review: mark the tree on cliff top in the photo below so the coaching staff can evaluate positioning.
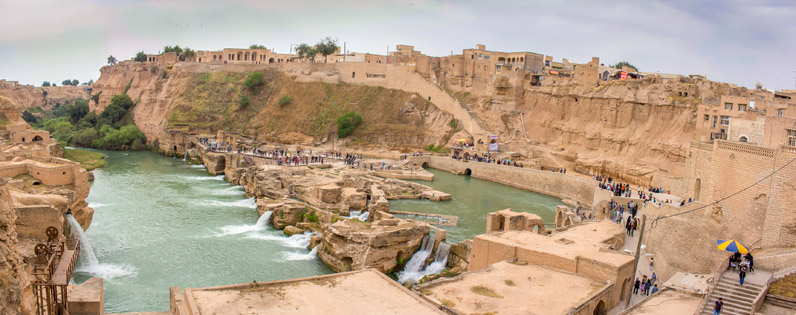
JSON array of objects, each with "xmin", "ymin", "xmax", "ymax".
[
  {"xmin": 336, "ymin": 111, "xmax": 362, "ymax": 138},
  {"xmin": 107, "ymin": 55, "xmax": 117, "ymax": 66},
  {"xmin": 249, "ymin": 44, "xmax": 266, "ymax": 49},
  {"xmin": 163, "ymin": 45, "xmax": 183, "ymax": 53},
  {"xmin": 295, "ymin": 43, "xmax": 316, "ymax": 62},
  {"xmin": 134, "ymin": 51, "xmax": 147, "ymax": 62},
  {"xmin": 611, "ymin": 61, "xmax": 638, "ymax": 72},
  {"xmin": 315, "ymin": 37, "xmax": 339, "ymax": 63},
  {"xmin": 42, "ymin": 81, "xmax": 51, "ymax": 87},
  {"xmin": 180, "ymin": 48, "xmax": 195, "ymax": 61}
]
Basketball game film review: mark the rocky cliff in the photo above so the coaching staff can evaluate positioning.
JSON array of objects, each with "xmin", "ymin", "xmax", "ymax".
[
  {"xmin": 0, "ymin": 80, "xmax": 90, "ymax": 110},
  {"xmin": 92, "ymin": 63, "xmax": 456, "ymax": 152},
  {"xmin": 0, "ymin": 185, "xmax": 34, "ymax": 314}
]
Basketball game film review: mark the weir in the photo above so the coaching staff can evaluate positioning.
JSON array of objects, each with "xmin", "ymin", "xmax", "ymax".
[{"xmin": 397, "ymin": 235, "xmax": 450, "ymax": 284}]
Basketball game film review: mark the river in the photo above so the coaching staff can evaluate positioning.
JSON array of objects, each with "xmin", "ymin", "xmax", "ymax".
[
  {"xmin": 389, "ymin": 168, "xmax": 561, "ymax": 243},
  {"xmin": 72, "ymin": 150, "xmax": 331, "ymax": 313}
]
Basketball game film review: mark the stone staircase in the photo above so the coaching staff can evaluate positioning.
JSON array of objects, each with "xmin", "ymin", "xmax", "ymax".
[{"xmin": 699, "ymin": 270, "xmax": 769, "ymax": 315}]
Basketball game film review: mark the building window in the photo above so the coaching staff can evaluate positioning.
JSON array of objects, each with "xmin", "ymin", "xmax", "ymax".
[
  {"xmin": 725, "ymin": 103, "xmax": 733, "ymax": 110},
  {"xmin": 545, "ymin": 60, "xmax": 550, "ymax": 67},
  {"xmin": 484, "ymin": 55, "xmax": 490, "ymax": 60},
  {"xmin": 712, "ymin": 116, "xmax": 718, "ymax": 128},
  {"xmin": 720, "ymin": 115, "xmax": 730, "ymax": 126},
  {"xmin": 738, "ymin": 104, "xmax": 747, "ymax": 112},
  {"xmin": 704, "ymin": 114, "xmax": 710, "ymax": 121},
  {"xmin": 789, "ymin": 129, "xmax": 796, "ymax": 146},
  {"xmin": 779, "ymin": 109, "xmax": 784, "ymax": 117}
]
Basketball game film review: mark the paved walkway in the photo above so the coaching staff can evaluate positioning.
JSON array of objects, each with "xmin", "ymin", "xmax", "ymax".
[{"xmin": 607, "ymin": 201, "xmax": 654, "ymax": 314}]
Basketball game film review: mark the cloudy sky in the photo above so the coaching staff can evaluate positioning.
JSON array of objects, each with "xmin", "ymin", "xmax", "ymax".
[{"xmin": 1, "ymin": 0, "xmax": 794, "ymax": 90}]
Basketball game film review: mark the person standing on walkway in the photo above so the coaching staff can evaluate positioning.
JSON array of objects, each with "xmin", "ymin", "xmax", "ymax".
[
  {"xmin": 633, "ymin": 278, "xmax": 640, "ymax": 294},
  {"xmin": 739, "ymin": 267, "xmax": 746, "ymax": 286},
  {"xmin": 644, "ymin": 279, "xmax": 652, "ymax": 295},
  {"xmin": 713, "ymin": 298, "xmax": 723, "ymax": 315},
  {"xmin": 651, "ymin": 284, "xmax": 658, "ymax": 295},
  {"xmin": 649, "ymin": 257, "xmax": 654, "ymax": 271}
]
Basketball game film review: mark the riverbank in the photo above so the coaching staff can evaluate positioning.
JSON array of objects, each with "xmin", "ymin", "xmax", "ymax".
[{"xmin": 63, "ymin": 147, "xmax": 106, "ymax": 170}]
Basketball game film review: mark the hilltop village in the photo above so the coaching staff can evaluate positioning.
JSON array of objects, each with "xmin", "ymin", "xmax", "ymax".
[{"xmin": 1, "ymin": 41, "xmax": 796, "ymax": 315}]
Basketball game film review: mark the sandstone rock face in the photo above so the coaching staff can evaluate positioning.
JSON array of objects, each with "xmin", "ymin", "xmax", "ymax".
[
  {"xmin": 0, "ymin": 186, "xmax": 33, "ymax": 314},
  {"xmin": 318, "ymin": 219, "xmax": 430, "ymax": 273},
  {"xmin": 200, "ymin": 151, "xmax": 226, "ymax": 176},
  {"xmin": 283, "ymin": 226, "xmax": 303, "ymax": 237},
  {"xmin": 0, "ymin": 80, "xmax": 89, "ymax": 111},
  {"xmin": 271, "ymin": 202, "xmax": 307, "ymax": 230}
]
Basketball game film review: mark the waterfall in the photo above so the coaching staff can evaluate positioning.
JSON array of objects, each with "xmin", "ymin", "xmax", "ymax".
[
  {"xmin": 349, "ymin": 210, "xmax": 361, "ymax": 218},
  {"xmin": 254, "ymin": 211, "xmax": 272, "ymax": 229},
  {"xmin": 183, "ymin": 152, "xmax": 188, "ymax": 162},
  {"xmin": 424, "ymin": 242, "xmax": 451, "ymax": 276},
  {"xmin": 397, "ymin": 235, "xmax": 435, "ymax": 283},
  {"xmin": 66, "ymin": 214, "xmax": 99, "ymax": 268},
  {"xmin": 358, "ymin": 211, "xmax": 369, "ymax": 221}
]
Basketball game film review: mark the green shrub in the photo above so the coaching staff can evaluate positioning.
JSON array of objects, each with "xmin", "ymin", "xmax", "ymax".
[
  {"xmin": 448, "ymin": 119, "xmax": 457, "ymax": 128},
  {"xmin": 123, "ymin": 78, "xmax": 133, "ymax": 94},
  {"xmin": 278, "ymin": 95, "xmax": 292, "ymax": 106},
  {"xmin": 336, "ymin": 111, "xmax": 362, "ymax": 138},
  {"xmin": 244, "ymin": 72, "xmax": 265, "ymax": 93},
  {"xmin": 71, "ymin": 128, "xmax": 99, "ymax": 147},
  {"xmin": 239, "ymin": 94, "xmax": 250, "ymax": 108}
]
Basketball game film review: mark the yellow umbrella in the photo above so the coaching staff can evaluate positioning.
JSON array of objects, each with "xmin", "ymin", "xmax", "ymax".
[{"xmin": 717, "ymin": 240, "xmax": 748, "ymax": 253}]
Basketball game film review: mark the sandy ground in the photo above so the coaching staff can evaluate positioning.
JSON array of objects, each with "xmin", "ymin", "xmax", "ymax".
[
  {"xmin": 189, "ymin": 270, "xmax": 442, "ymax": 315},
  {"xmin": 622, "ymin": 289, "xmax": 701, "ymax": 314},
  {"xmin": 424, "ymin": 261, "xmax": 604, "ymax": 315}
]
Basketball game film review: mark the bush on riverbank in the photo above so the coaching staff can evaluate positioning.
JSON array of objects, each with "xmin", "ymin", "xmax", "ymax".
[
  {"xmin": 337, "ymin": 111, "xmax": 362, "ymax": 138},
  {"xmin": 38, "ymin": 93, "xmax": 146, "ymax": 150}
]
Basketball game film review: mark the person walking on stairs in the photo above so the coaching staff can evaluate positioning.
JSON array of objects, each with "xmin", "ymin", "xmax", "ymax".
[{"xmin": 713, "ymin": 297, "xmax": 723, "ymax": 315}]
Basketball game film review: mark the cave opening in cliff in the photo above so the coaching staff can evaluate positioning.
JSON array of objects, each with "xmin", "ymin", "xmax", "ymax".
[{"xmin": 463, "ymin": 168, "xmax": 472, "ymax": 176}]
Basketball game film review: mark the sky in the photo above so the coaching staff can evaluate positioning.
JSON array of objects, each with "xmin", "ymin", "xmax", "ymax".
[{"xmin": 1, "ymin": 0, "xmax": 795, "ymax": 90}]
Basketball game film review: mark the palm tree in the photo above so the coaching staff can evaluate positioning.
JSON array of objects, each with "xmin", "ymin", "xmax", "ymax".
[{"xmin": 107, "ymin": 55, "xmax": 118, "ymax": 66}]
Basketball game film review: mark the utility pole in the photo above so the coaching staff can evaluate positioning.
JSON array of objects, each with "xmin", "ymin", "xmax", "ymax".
[
  {"xmin": 343, "ymin": 42, "xmax": 346, "ymax": 62},
  {"xmin": 624, "ymin": 215, "xmax": 647, "ymax": 309}
]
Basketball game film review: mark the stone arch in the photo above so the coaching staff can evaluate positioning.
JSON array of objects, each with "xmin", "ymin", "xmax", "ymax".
[
  {"xmin": 421, "ymin": 162, "xmax": 429, "ymax": 168},
  {"xmin": 237, "ymin": 51, "xmax": 242, "ymax": 60},
  {"xmin": 520, "ymin": 57, "xmax": 524, "ymax": 62},
  {"xmin": 463, "ymin": 168, "xmax": 472, "ymax": 176},
  {"xmin": 173, "ymin": 145, "xmax": 178, "ymax": 152},
  {"xmin": 497, "ymin": 57, "xmax": 506, "ymax": 63},
  {"xmin": 21, "ymin": 137, "xmax": 25, "ymax": 142},
  {"xmin": 621, "ymin": 278, "xmax": 630, "ymax": 301},
  {"xmin": 269, "ymin": 57, "xmax": 275, "ymax": 63},
  {"xmin": 593, "ymin": 300, "xmax": 607, "ymax": 315},
  {"xmin": 342, "ymin": 257, "xmax": 353, "ymax": 271},
  {"xmin": 602, "ymin": 70, "xmax": 610, "ymax": 81},
  {"xmin": 32, "ymin": 135, "xmax": 43, "ymax": 142},
  {"xmin": 739, "ymin": 135, "xmax": 749, "ymax": 142}
]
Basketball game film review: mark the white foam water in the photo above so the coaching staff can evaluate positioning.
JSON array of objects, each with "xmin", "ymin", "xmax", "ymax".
[
  {"xmin": 88, "ymin": 202, "xmax": 112, "ymax": 209},
  {"xmin": 207, "ymin": 197, "xmax": 256, "ymax": 209},
  {"xmin": 397, "ymin": 237, "xmax": 450, "ymax": 284},
  {"xmin": 214, "ymin": 211, "xmax": 272, "ymax": 236},
  {"xmin": 282, "ymin": 246, "xmax": 319, "ymax": 261},
  {"xmin": 67, "ymin": 214, "xmax": 137, "ymax": 280},
  {"xmin": 246, "ymin": 230, "xmax": 312, "ymax": 249},
  {"xmin": 182, "ymin": 175, "xmax": 225, "ymax": 181}
]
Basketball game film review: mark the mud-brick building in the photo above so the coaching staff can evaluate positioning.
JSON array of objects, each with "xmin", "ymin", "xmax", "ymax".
[{"xmin": 422, "ymin": 210, "xmax": 634, "ymax": 315}]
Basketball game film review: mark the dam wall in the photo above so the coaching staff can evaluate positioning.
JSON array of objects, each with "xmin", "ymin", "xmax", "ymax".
[{"xmin": 410, "ymin": 156, "xmax": 601, "ymax": 207}]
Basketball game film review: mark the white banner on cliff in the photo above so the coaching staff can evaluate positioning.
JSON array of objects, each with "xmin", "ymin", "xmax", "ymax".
[{"xmin": 488, "ymin": 135, "xmax": 498, "ymax": 151}]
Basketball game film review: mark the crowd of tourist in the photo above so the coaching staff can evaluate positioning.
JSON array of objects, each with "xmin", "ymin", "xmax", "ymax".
[
  {"xmin": 450, "ymin": 152, "xmax": 527, "ymax": 168},
  {"xmin": 632, "ymin": 273, "xmax": 658, "ymax": 296}
]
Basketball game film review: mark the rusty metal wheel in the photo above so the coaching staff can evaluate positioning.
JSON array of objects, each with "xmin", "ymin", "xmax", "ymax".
[
  {"xmin": 34, "ymin": 243, "xmax": 49, "ymax": 257},
  {"xmin": 46, "ymin": 226, "xmax": 59, "ymax": 241}
]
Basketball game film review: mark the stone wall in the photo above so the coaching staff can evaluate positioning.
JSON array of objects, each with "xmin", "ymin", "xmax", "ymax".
[{"xmin": 411, "ymin": 156, "xmax": 597, "ymax": 207}]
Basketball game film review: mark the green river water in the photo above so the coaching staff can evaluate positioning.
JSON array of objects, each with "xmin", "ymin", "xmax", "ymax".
[
  {"xmin": 73, "ymin": 150, "xmax": 331, "ymax": 313},
  {"xmin": 74, "ymin": 151, "xmax": 561, "ymax": 312},
  {"xmin": 389, "ymin": 168, "xmax": 561, "ymax": 243}
]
